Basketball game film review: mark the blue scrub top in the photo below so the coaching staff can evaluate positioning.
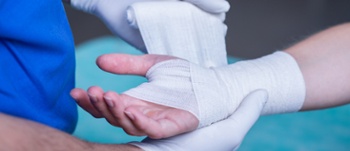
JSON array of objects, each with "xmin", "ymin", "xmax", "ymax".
[{"xmin": 0, "ymin": 0, "xmax": 77, "ymax": 133}]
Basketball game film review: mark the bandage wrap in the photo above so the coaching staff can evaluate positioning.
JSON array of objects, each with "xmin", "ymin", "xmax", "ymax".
[
  {"xmin": 127, "ymin": 1, "xmax": 228, "ymax": 68},
  {"xmin": 125, "ymin": 52, "xmax": 306, "ymax": 127},
  {"xmin": 124, "ymin": 59, "xmax": 200, "ymax": 125},
  {"xmin": 214, "ymin": 51, "xmax": 306, "ymax": 115},
  {"xmin": 125, "ymin": 59, "xmax": 230, "ymax": 127},
  {"xmin": 125, "ymin": 1, "xmax": 305, "ymax": 127}
]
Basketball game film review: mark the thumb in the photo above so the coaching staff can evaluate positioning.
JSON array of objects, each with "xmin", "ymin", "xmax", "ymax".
[
  {"xmin": 96, "ymin": 54, "xmax": 176, "ymax": 76},
  {"xmin": 184, "ymin": 0, "xmax": 230, "ymax": 14},
  {"xmin": 70, "ymin": 0, "xmax": 99, "ymax": 13},
  {"xmin": 226, "ymin": 89, "xmax": 268, "ymax": 137}
]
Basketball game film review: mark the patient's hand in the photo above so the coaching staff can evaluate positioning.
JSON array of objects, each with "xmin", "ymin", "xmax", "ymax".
[{"xmin": 70, "ymin": 54, "xmax": 199, "ymax": 139}]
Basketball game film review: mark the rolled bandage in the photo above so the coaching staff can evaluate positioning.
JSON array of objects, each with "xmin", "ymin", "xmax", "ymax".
[
  {"xmin": 127, "ymin": 1, "xmax": 228, "ymax": 68},
  {"xmin": 125, "ymin": 51, "xmax": 306, "ymax": 127}
]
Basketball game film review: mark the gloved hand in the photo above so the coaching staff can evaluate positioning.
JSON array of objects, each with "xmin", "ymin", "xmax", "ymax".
[
  {"xmin": 185, "ymin": 0, "xmax": 230, "ymax": 14},
  {"xmin": 129, "ymin": 89, "xmax": 268, "ymax": 151},
  {"xmin": 68, "ymin": 0, "xmax": 229, "ymax": 52}
]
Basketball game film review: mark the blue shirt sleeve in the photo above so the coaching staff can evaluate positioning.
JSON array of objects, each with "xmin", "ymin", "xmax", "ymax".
[{"xmin": 0, "ymin": 0, "xmax": 77, "ymax": 133}]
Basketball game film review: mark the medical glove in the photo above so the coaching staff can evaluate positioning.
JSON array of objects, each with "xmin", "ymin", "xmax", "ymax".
[
  {"xmin": 130, "ymin": 90, "xmax": 268, "ymax": 151},
  {"xmin": 69, "ymin": 0, "xmax": 230, "ymax": 52}
]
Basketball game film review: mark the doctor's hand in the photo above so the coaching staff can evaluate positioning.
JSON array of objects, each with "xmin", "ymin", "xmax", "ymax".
[
  {"xmin": 130, "ymin": 90, "xmax": 268, "ymax": 151},
  {"xmin": 67, "ymin": 0, "xmax": 229, "ymax": 52}
]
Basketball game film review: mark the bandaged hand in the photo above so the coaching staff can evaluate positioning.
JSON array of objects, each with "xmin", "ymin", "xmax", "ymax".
[
  {"xmin": 130, "ymin": 90, "xmax": 268, "ymax": 151},
  {"xmin": 71, "ymin": 52, "xmax": 305, "ymax": 139},
  {"xmin": 69, "ymin": 0, "xmax": 229, "ymax": 52}
]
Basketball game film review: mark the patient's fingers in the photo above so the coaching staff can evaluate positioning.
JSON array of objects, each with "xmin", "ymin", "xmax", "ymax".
[
  {"xmin": 70, "ymin": 88, "xmax": 103, "ymax": 118},
  {"xmin": 86, "ymin": 87, "xmax": 120, "ymax": 126},
  {"xmin": 103, "ymin": 92, "xmax": 146, "ymax": 136},
  {"xmin": 96, "ymin": 54, "xmax": 176, "ymax": 76}
]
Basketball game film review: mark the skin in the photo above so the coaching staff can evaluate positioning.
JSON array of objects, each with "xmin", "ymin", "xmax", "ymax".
[
  {"xmin": 0, "ymin": 113, "xmax": 141, "ymax": 151},
  {"xmin": 287, "ymin": 22, "xmax": 350, "ymax": 110},
  {"xmin": 71, "ymin": 23, "xmax": 350, "ymax": 139}
]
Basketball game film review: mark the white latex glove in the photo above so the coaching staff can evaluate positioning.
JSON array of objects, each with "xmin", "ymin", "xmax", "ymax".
[
  {"xmin": 129, "ymin": 89, "xmax": 268, "ymax": 151},
  {"xmin": 69, "ymin": 0, "xmax": 229, "ymax": 52},
  {"xmin": 185, "ymin": 0, "xmax": 230, "ymax": 14}
]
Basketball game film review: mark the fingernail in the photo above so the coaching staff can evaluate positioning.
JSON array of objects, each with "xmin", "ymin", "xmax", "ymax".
[
  {"xmin": 88, "ymin": 93, "xmax": 98, "ymax": 103},
  {"xmin": 104, "ymin": 96, "xmax": 114, "ymax": 108},
  {"xmin": 124, "ymin": 111, "xmax": 135, "ymax": 120}
]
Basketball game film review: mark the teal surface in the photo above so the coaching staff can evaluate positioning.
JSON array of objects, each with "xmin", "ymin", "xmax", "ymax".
[{"xmin": 73, "ymin": 36, "xmax": 350, "ymax": 150}]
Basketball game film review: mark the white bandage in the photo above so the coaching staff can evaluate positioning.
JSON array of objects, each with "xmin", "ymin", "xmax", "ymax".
[
  {"xmin": 124, "ymin": 1, "xmax": 305, "ymax": 127},
  {"xmin": 125, "ymin": 52, "xmax": 306, "ymax": 127},
  {"xmin": 213, "ymin": 51, "xmax": 306, "ymax": 115},
  {"xmin": 127, "ymin": 1, "xmax": 228, "ymax": 68}
]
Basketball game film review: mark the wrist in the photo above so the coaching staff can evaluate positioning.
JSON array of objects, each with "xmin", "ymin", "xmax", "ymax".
[{"xmin": 215, "ymin": 51, "xmax": 306, "ymax": 115}]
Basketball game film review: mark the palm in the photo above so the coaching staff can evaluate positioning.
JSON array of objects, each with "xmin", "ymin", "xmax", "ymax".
[
  {"xmin": 70, "ymin": 54, "xmax": 199, "ymax": 139},
  {"xmin": 114, "ymin": 94, "xmax": 198, "ymax": 139}
]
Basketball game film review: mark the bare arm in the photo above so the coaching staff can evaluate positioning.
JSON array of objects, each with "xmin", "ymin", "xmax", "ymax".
[
  {"xmin": 285, "ymin": 23, "xmax": 350, "ymax": 110},
  {"xmin": 0, "ymin": 113, "xmax": 141, "ymax": 151}
]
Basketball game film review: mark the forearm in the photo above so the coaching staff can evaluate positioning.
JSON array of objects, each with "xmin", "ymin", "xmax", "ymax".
[
  {"xmin": 285, "ymin": 22, "xmax": 350, "ymax": 110},
  {"xmin": 0, "ymin": 113, "xmax": 141, "ymax": 151}
]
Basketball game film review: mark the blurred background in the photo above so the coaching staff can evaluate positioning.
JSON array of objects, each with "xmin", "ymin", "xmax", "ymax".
[
  {"xmin": 64, "ymin": 0, "xmax": 350, "ymax": 150},
  {"xmin": 65, "ymin": 0, "xmax": 350, "ymax": 59}
]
